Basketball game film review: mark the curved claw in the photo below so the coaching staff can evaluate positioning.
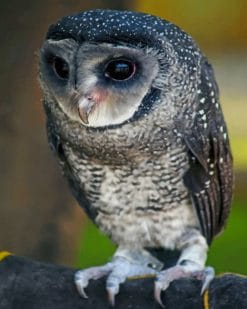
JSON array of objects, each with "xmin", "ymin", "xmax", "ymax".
[
  {"xmin": 75, "ymin": 280, "xmax": 88, "ymax": 299},
  {"xmin": 154, "ymin": 281, "xmax": 165, "ymax": 308},
  {"xmin": 74, "ymin": 271, "xmax": 89, "ymax": 298},
  {"xmin": 107, "ymin": 287, "xmax": 117, "ymax": 307},
  {"xmin": 201, "ymin": 266, "xmax": 215, "ymax": 295},
  {"xmin": 106, "ymin": 279, "xmax": 120, "ymax": 307}
]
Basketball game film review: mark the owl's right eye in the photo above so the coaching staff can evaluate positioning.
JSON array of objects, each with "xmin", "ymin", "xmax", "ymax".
[{"xmin": 51, "ymin": 56, "xmax": 70, "ymax": 80}]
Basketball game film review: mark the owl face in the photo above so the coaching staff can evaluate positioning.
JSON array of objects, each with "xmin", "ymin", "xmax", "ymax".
[{"xmin": 39, "ymin": 38, "xmax": 159, "ymax": 127}]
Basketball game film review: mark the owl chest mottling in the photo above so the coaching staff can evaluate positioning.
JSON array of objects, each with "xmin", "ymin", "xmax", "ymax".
[
  {"xmin": 48, "ymin": 103, "xmax": 199, "ymax": 248},
  {"xmin": 64, "ymin": 141, "xmax": 199, "ymax": 249}
]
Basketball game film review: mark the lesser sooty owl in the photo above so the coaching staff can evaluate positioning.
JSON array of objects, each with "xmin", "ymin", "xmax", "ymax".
[{"xmin": 39, "ymin": 9, "xmax": 233, "ymax": 306}]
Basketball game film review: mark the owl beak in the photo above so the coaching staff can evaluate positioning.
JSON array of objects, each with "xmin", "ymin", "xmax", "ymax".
[{"xmin": 78, "ymin": 96, "xmax": 95, "ymax": 125}]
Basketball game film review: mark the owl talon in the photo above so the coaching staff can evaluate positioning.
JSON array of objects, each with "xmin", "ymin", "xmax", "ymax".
[
  {"xmin": 75, "ymin": 254, "xmax": 158, "ymax": 305},
  {"xmin": 75, "ymin": 284, "xmax": 88, "ymax": 299},
  {"xmin": 74, "ymin": 264, "xmax": 113, "ymax": 298},
  {"xmin": 154, "ymin": 264, "xmax": 215, "ymax": 307},
  {"xmin": 106, "ymin": 278, "xmax": 120, "ymax": 307},
  {"xmin": 107, "ymin": 287, "xmax": 117, "ymax": 307},
  {"xmin": 154, "ymin": 281, "xmax": 165, "ymax": 308},
  {"xmin": 74, "ymin": 271, "xmax": 89, "ymax": 298},
  {"xmin": 201, "ymin": 266, "xmax": 215, "ymax": 295}
]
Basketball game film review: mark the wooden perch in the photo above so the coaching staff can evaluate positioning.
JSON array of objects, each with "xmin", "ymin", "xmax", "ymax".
[{"xmin": 0, "ymin": 253, "xmax": 246, "ymax": 308}]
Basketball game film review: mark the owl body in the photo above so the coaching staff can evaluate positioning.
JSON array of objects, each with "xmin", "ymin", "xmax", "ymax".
[
  {"xmin": 40, "ymin": 9, "xmax": 233, "ymax": 260},
  {"xmin": 40, "ymin": 10, "xmax": 233, "ymax": 302},
  {"xmin": 45, "ymin": 93, "xmax": 198, "ymax": 249}
]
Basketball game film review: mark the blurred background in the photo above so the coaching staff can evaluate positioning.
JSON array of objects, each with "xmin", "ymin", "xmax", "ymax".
[{"xmin": 0, "ymin": 0, "xmax": 246, "ymax": 274}]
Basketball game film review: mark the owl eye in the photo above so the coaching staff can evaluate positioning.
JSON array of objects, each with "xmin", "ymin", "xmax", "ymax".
[
  {"xmin": 52, "ymin": 56, "xmax": 69, "ymax": 80},
  {"xmin": 105, "ymin": 59, "xmax": 136, "ymax": 81}
]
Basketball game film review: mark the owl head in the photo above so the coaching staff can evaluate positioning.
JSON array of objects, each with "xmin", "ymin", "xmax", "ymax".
[{"xmin": 39, "ymin": 10, "xmax": 201, "ymax": 128}]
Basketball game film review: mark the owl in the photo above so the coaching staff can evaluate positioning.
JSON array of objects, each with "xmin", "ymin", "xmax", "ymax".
[{"xmin": 39, "ymin": 9, "xmax": 233, "ymax": 307}]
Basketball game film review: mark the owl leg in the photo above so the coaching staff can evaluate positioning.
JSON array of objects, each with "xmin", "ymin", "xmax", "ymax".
[
  {"xmin": 75, "ymin": 247, "xmax": 162, "ymax": 306},
  {"xmin": 154, "ymin": 231, "xmax": 215, "ymax": 308}
]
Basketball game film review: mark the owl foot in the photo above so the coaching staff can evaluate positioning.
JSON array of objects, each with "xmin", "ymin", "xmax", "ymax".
[
  {"xmin": 154, "ymin": 263, "xmax": 215, "ymax": 308},
  {"xmin": 75, "ymin": 255, "xmax": 159, "ymax": 306}
]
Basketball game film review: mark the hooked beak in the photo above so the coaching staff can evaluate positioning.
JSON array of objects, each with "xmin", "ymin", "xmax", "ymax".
[{"xmin": 78, "ymin": 96, "xmax": 95, "ymax": 125}]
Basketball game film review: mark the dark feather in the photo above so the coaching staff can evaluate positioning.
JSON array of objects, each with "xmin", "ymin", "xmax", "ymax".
[{"xmin": 183, "ymin": 60, "xmax": 233, "ymax": 244}]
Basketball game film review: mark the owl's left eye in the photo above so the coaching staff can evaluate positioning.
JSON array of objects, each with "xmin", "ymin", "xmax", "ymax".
[
  {"xmin": 105, "ymin": 58, "xmax": 136, "ymax": 81},
  {"xmin": 52, "ymin": 56, "xmax": 70, "ymax": 80}
]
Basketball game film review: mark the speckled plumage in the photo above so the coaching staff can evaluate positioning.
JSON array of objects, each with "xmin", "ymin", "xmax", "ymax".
[
  {"xmin": 39, "ymin": 9, "xmax": 233, "ymax": 303},
  {"xmin": 44, "ymin": 93, "xmax": 197, "ymax": 249}
]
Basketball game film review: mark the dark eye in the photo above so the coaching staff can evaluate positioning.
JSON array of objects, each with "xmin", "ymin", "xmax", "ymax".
[
  {"xmin": 105, "ymin": 59, "xmax": 136, "ymax": 81},
  {"xmin": 52, "ymin": 56, "xmax": 69, "ymax": 80}
]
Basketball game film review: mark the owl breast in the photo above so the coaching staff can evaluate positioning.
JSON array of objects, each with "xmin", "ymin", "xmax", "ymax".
[{"xmin": 64, "ymin": 141, "xmax": 199, "ymax": 249}]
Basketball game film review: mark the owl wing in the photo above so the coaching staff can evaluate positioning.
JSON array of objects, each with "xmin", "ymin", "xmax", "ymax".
[{"xmin": 183, "ymin": 61, "xmax": 233, "ymax": 244}]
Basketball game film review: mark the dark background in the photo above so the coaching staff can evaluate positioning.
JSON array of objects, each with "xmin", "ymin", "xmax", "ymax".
[{"xmin": 0, "ymin": 0, "xmax": 246, "ymax": 273}]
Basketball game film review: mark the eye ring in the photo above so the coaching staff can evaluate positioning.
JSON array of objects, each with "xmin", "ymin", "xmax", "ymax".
[
  {"xmin": 52, "ymin": 56, "xmax": 70, "ymax": 80},
  {"xmin": 104, "ymin": 58, "xmax": 136, "ymax": 81}
]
